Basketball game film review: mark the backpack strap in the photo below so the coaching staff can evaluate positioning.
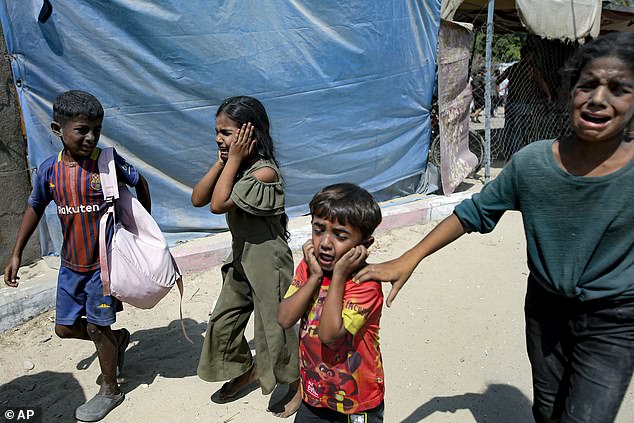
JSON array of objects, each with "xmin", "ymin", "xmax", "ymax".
[
  {"xmin": 167, "ymin": 254, "xmax": 192, "ymax": 343},
  {"xmin": 176, "ymin": 276, "xmax": 193, "ymax": 344},
  {"xmin": 98, "ymin": 147, "xmax": 119, "ymax": 201},
  {"xmin": 98, "ymin": 147, "xmax": 119, "ymax": 297},
  {"xmin": 98, "ymin": 211, "xmax": 114, "ymax": 296}
]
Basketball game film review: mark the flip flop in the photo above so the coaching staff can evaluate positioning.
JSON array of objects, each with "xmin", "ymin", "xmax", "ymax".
[
  {"xmin": 116, "ymin": 329, "xmax": 130, "ymax": 377},
  {"xmin": 210, "ymin": 366, "xmax": 260, "ymax": 404},
  {"xmin": 217, "ymin": 380, "xmax": 238, "ymax": 401},
  {"xmin": 268, "ymin": 382, "xmax": 301, "ymax": 418},
  {"xmin": 75, "ymin": 392, "xmax": 125, "ymax": 422},
  {"xmin": 211, "ymin": 379, "xmax": 260, "ymax": 404}
]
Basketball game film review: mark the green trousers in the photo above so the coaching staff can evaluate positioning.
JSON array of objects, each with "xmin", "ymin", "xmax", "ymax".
[{"xmin": 197, "ymin": 261, "xmax": 299, "ymax": 395}]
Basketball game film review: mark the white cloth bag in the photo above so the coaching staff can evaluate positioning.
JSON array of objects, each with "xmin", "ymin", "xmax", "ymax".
[{"xmin": 98, "ymin": 147, "xmax": 182, "ymax": 309}]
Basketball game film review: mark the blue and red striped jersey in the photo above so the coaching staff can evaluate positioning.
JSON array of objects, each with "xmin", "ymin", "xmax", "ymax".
[{"xmin": 29, "ymin": 147, "xmax": 139, "ymax": 271}]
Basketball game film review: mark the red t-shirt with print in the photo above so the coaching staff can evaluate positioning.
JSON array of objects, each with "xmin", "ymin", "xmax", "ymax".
[{"xmin": 284, "ymin": 260, "xmax": 384, "ymax": 414}]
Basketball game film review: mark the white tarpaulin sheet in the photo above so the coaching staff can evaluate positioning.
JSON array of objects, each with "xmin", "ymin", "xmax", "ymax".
[
  {"xmin": 1, "ymin": 1, "xmax": 440, "ymax": 254},
  {"xmin": 516, "ymin": 0, "xmax": 601, "ymax": 41},
  {"xmin": 441, "ymin": 0, "xmax": 602, "ymax": 41}
]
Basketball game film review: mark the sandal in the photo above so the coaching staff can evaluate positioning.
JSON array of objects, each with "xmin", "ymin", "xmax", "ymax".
[
  {"xmin": 211, "ymin": 365, "xmax": 259, "ymax": 404},
  {"xmin": 75, "ymin": 392, "xmax": 124, "ymax": 422},
  {"xmin": 268, "ymin": 380, "xmax": 301, "ymax": 418}
]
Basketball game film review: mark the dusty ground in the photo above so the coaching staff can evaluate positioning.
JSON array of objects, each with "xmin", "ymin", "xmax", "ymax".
[{"xmin": 2, "ymin": 186, "xmax": 633, "ymax": 422}]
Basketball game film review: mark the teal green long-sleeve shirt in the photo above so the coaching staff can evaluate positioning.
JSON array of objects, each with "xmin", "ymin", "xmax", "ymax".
[{"xmin": 454, "ymin": 139, "xmax": 634, "ymax": 301}]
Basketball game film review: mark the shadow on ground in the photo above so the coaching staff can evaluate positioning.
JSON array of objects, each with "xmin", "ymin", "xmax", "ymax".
[
  {"xmin": 0, "ymin": 371, "xmax": 85, "ymax": 421},
  {"xmin": 76, "ymin": 318, "xmax": 208, "ymax": 392},
  {"xmin": 400, "ymin": 383, "xmax": 533, "ymax": 423}
]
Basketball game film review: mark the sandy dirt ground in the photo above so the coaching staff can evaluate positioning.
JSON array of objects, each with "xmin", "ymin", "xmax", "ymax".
[{"xmin": 2, "ymin": 210, "xmax": 634, "ymax": 422}]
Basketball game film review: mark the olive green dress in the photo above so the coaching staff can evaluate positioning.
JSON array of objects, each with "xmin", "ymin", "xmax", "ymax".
[{"xmin": 197, "ymin": 159, "xmax": 299, "ymax": 395}]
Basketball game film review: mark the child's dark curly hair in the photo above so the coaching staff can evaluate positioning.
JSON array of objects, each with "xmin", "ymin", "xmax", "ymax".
[
  {"xmin": 53, "ymin": 90, "xmax": 104, "ymax": 125},
  {"xmin": 565, "ymin": 32, "xmax": 634, "ymax": 90},
  {"xmin": 309, "ymin": 183, "xmax": 382, "ymax": 240}
]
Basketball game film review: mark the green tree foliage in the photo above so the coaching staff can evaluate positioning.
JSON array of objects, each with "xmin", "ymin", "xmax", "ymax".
[
  {"xmin": 473, "ymin": 33, "xmax": 524, "ymax": 64},
  {"xmin": 492, "ymin": 34, "xmax": 523, "ymax": 62}
]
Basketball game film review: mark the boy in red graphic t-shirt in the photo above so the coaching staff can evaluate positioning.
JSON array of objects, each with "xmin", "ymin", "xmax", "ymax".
[
  {"xmin": 278, "ymin": 183, "xmax": 385, "ymax": 422},
  {"xmin": 4, "ymin": 90, "xmax": 151, "ymax": 422}
]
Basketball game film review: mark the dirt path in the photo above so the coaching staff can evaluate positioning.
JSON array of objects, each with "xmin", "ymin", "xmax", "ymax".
[{"xmin": 1, "ymin": 211, "xmax": 633, "ymax": 422}]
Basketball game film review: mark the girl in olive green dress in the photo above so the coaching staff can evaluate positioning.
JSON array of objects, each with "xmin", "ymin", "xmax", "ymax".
[{"xmin": 192, "ymin": 96, "xmax": 300, "ymax": 417}]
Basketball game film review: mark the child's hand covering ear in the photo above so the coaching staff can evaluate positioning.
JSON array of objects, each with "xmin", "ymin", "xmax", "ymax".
[{"xmin": 333, "ymin": 245, "xmax": 368, "ymax": 279}]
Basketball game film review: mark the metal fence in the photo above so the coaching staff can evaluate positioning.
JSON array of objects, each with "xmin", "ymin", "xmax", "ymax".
[{"xmin": 468, "ymin": 33, "xmax": 579, "ymax": 163}]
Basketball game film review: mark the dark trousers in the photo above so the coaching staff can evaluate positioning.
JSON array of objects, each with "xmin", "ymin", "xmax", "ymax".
[
  {"xmin": 294, "ymin": 401, "xmax": 384, "ymax": 423},
  {"xmin": 525, "ymin": 279, "xmax": 634, "ymax": 423}
]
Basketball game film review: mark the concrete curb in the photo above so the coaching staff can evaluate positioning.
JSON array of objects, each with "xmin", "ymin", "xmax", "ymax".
[
  {"xmin": 0, "ymin": 191, "xmax": 473, "ymax": 333},
  {"xmin": 0, "ymin": 271, "xmax": 57, "ymax": 332}
]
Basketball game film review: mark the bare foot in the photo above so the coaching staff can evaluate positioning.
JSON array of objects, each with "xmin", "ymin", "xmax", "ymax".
[
  {"xmin": 216, "ymin": 365, "xmax": 258, "ymax": 401},
  {"xmin": 269, "ymin": 379, "xmax": 301, "ymax": 418}
]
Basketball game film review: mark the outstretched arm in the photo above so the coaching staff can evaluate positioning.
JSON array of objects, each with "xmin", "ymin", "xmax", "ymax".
[
  {"xmin": 4, "ymin": 205, "xmax": 44, "ymax": 287},
  {"xmin": 277, "ymin": 241, "xmax": 323, "ymax": 329},
  {"xmin": 135, "ymin": 173, "xmax": 151, "ymax": 213},
  {"xmin": 319, "ymin": 245, "xmax": 368, "ymax": 345},
  {"xmin": 353, "ymin": 213, "xmax": 467, "ymax": 307}
]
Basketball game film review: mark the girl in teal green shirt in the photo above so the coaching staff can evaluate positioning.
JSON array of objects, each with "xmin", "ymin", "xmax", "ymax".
[{"xmin": 356, "ymin": 32, "xmax": 634, "ymax": 423}]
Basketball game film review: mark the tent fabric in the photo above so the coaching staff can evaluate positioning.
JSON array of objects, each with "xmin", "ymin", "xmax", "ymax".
[
  {"xmin": 441, "ymin": 0, "xmax": 602, "ymax": 41},
  {"xmin": 0, "ymin": 1, "xmax": 441, "ymax": 254},
  {"xmin": 516, "ymin": 0, "xmax": 601, "ymax": 41}
]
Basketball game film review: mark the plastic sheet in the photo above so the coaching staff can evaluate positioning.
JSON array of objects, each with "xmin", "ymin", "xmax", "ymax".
[{"xmin": 0, "ymin": 0, "xmax": 440, "ymax": 254}]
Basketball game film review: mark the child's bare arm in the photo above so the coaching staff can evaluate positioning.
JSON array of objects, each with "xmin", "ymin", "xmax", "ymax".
[
  {"xmin": 135, "ymin": 173, "xmax": 152, "ymax": 213},
  {"xmin": 319, "ymin": 245, "xmax": 368, "ymax": 344},
  {"xmin": 278, "ymin": 241, "xmax": 324, "ymax": 329},
  {"xmin": 210, "ymin": 123, "xmax": 254, "ymax": 214},
  {"xmin": 191, "ymin": 159, "xmax": 225, "ymax": 207},
  {"xmin": 4, "ymin": 205, "xmax": 44, "ymax": 287},
  {"xmin": 278, "ymin": 272, "xmax": 322, "ymax": 329}
]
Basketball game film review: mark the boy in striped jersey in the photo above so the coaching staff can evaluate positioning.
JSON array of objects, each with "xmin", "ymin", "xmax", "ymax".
[{"xmin": 4, "ymin": 90, "xmax": 150, "ymax": 422}]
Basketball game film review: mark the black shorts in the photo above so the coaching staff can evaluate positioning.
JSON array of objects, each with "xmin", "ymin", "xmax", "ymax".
[{"xmin": 294, "ymin": 401, "xmax": 384, "ymax": 423}]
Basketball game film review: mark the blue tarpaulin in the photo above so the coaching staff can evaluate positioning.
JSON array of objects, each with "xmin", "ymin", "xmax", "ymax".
[{"xmin": 1, "ymin": 0, "xmax": 440, "ymax": 254}]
